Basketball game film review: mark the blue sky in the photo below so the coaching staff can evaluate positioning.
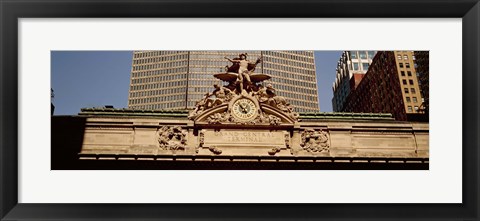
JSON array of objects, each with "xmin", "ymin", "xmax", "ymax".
[{"xmin": 51, "ymin": 51, "xmax": 342, "ymax": 115}]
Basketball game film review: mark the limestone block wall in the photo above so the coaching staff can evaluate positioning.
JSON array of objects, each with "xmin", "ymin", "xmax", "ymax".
[{"xmin": 78, "ymin": 116, "xmax": 429, "ymax": 159}]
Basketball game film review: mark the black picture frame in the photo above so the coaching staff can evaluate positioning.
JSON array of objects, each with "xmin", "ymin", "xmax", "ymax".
[{"xmin": 1, "ymin": 0, "xmax": 478, "ymax": 220}]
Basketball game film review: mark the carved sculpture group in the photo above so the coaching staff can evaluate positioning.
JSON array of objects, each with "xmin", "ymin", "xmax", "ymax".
[
  {"xmin": 158, "ymin": 53, "xmax": 329, "ymax": 156},
  {"xmin": 157, "ymin": 126, "xmax": 187, "ymax": 152},
  {"xmin": 188, "ymin": 53, "xmax": 299, "ymax": 121},
  {"xmin": 300, "ymin": 129, "xmax": 330, "ymax": 153}
]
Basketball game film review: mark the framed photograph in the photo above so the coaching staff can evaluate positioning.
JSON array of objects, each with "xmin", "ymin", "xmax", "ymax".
[{"xmin": 1, "ymin": 0, "xmax": 478, "ymax": 220}]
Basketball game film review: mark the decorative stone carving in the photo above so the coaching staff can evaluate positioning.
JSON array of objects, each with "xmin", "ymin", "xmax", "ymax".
[
  {"xmin": 205, "ymin": 111, "xmax": 283, "ymax": 125},
  {"xmin": 254, "ymin": 84, "xmax": 299, "ymax": 121},
  {"xmin": 300, "ymin": 129, "xmax": 330, "ymax": 153},
  {"xmin": 268, "ymin": 147, "xmax": 281, "ymax": 155},
  {"xmin": 158, "ymin": 126, "xmax": 187, "ymax": 152},
  {"xmin": 209, "ymin": 146, "xmax": 222, "ymax": 155},
  {"xmin": 189, "ymin": 84, "xmax": 234, "ymax": 120},
  {"xmin": 197, "ymin": 129, "xmax": 205, "ymax": 153},
  {"xmin": 207, "ymin": 112, "xmax": 230, "ymax": 124},
  {"xmin": 188, "ymin": 52, "xmax": 299, "ymax": 122}
]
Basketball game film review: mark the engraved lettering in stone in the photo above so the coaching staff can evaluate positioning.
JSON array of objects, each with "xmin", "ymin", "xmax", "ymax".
[{"xmin": 208, "ymin": 130, "xmax": 280, "ymax": 143}]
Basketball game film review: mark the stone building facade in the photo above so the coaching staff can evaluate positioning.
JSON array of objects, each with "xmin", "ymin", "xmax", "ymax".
[
  {"xmin": 52, "ymin": 109, "xmax": 428, "ymax": 170},
  {"xmin": 52, "ymin": 52, "xmax": 428, "ymax": 170}
]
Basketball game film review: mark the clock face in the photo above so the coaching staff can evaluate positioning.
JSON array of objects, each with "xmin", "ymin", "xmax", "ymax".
[{"xmin": 232, "ymin": 98, "xmax": 257, "ymax": 121}]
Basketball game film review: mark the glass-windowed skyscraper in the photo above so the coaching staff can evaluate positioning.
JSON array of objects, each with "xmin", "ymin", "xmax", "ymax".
[
  {"xmin": 332, "ymin": 51, "xmax": 376, "ymax": 112},
  {"xmin": 128, "ymin": 51, "xmax": 319, "ymax": 112}
]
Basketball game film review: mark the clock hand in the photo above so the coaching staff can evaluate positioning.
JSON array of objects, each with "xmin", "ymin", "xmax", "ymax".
[{"xmin": 239, "ymin": 103, "xmax": 247, "ymax": 112}]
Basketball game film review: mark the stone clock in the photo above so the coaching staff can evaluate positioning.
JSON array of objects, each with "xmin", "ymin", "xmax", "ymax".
[{"xmin": 231, "ymin": 98, "xmax": 258, "ymax": 121}]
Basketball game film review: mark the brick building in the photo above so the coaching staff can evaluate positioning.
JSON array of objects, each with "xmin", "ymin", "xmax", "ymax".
[{"xmin": 342, "ymin": 51, "xmax": 424, "ymax": 121}]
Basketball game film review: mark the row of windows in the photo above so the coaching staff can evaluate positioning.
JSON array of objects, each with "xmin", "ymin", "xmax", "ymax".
[
  {"xmin": 131, "ymin": 68, "xmax": 187, "ymax": 78},
  {"xmin": 263, "ymin": 51, "xmax": 314, "ymax": 63},
  {"xmin": 263, "ymin": 68, "xmax": 315, "ymax": 81},
  {"xmin": 129, "ymin": 94, "xmax": 185, "ymax": 104},
  {"xmin": 189, "ymin": 52, "xmax": 261, "ymax": 60},
  {"xmin": 269, "ymin": 77, "xmax": 316, "ymax": 90},
  {"xmin": 350, "ymin": 51, "xmax": 376, "ymax": 60},
  {"xmin": 405, "ymin": 96, "xmax": 418, "ymax": 103},
  {"xmin": 189, "ymin": 60, "xmax": 233, "ymax": 70},
  {"xmin": 397, "ymin": 53, "xmax": 416, "ymax": 61},
  {"xmin": 407, "ymin": 106, "xmax": 419, "ymax": 113},
  {"xmin": 398, "ymin": 62, "xmax": 411, "ymax": 69},
  {"xmin": 263, "ymin": 56, "xmax": 315, "ymax": 69},
  {"xmin": 263, "ymin": 60, "xmax": 315, "ymax": 72},
  {"xmin": 132, "ymin": 60, "xmax": 188, "ymax": 71},
  {"xmin": 275, "ymin": 90, "xmax": 318, "ymax": 103},
  {"xmin": 133, "ymin": 51, "xmax": 185, "ymax": 59},
  {"xmin": 188, "ymin": 73, "xmax": 217, "ymax": 80},
  {"xmin": 263, "ymin": 80, "xmax": 317, "ymax": 96},
  {"xmin": 133, "ymin": 54, "xmax": 188, "ymax": 65},
  {"xmin": 397, "ymin": 54, "xmax": 409, "ymax": 60},
  {"xmin": 352, "ymin": 62, "xmax": 370, "ymax": 71},
  {"xmin": 130, "ymin": 87, "xmax": 186, "ymax": 98},
  {"xmin": 189, "ymin": 66, "xmax": 226, "ymax": 73},
  {"xmin": 189, "ymin": 87, "xmax": 214, "ymax": 93},
  {"xmin": 130, "ymin": 81, "xmax": 187, "ymax": 92},
  {"xmin": 131, "ymin": 73, "xmax": 187, "ymax": 84},
  {"xmin": 402, "ymin": 79, "xmax": 416, "ymax": 85},
  {"xmin": 403, "ymin": 87, "xmax": 417, "ymax": 94},
  {"xmin": 189, "ymin": 79, "xmax": 220, "ymax": 86},
  {"xmin": 131, "ymin": 102, "xmax": 185, "ymax": 110},
  {"xmin": 400, "ymin": 70, "xmax": 413, "ymax": 77}
]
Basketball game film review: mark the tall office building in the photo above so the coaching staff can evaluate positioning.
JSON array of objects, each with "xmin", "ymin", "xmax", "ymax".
[
  {"xmin": 341, "ymin": 51, "xmax": 424, "ymax": 121},
  {"xmin": 332, "ymin": 51, "xmax": 376, "ymax": 111},
  {"xmin": 128, "ymin": 51, "xmax": 319, "ymax": 112}
]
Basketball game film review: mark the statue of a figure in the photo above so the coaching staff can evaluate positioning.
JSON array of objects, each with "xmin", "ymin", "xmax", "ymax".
[
  {"xmin": 205, "ymin": 84, "xmax": 233, "ymax": 108},
  {"xmin": 261, "ymin": 84, "xmax": 296, "ymax": 117},
  {"xmin": 224, "ymin": 53, "xmax": 262, "ymax": 92}
]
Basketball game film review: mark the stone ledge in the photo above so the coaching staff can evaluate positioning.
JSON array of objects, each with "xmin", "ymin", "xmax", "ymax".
[{"xmin": 78, "ymin": 153, "xmax": 428, "ymax": 164}]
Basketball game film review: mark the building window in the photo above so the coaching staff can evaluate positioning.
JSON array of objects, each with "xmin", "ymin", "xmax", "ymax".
[
  {"xmin": 397, "ymin": 55, "xmax": 402, "ymax": 60},
  {"xmin": 403, "ymin": 80, "xmax": 407, "ymax": 85},
  {"xmin": 407, "ymin": 71, "xmax": 412, "ymax": 76},
  {"xmin": 350, "ymin": 51, "xmax": 358, "ymax": 59},
  {"xmin": 404, "ymin": 88, "xmax": 409, "ymax": 93},
  {"xmin": 409, "ymin": 80, "xmax": 414, "ymax": 85},
  {"xmin": 399, "ymin": 63, "xmax": 404, "ymax": 68},
  {"xmin": 413, "ymin": 97, "xmax": 417, "ymax": 103},
  {"xmin": 362, "ymin": 63, "xmax": 369, "ymax": 71},
  {"xmin": 353, "ymin": 63, "xmax": 359, "ymax": 70},
  {"xmin": 368, "ymin": 51, "xmax": 375, "ymax": 59},
  {"xmin": 403, "ymin": 55, "xmax": 408, "ymax": 60},
  {"xmin": 406, "ymin": 97, "xmax": 411, "ymax": 102},
  {"xmin": 401, "ymin": 71, "xmax": 405, "ymax": 76},
  {"xmin": 414, "ymin": 106, "xmax": 419, "ymax": 111},
  {"xmin": 411, "ymin": 88, "xmax": 416, "ymax": 93},
  {"xmin": 408, "ymin": 106, "xmax": 413, "ymax": 112},
  {"xmin": 406, "ymin": 63, "xmax": 410, "ymax": 68},
  {"xmin": 359, "ymin": 52, "xmax": 367, "ymax": 59}
]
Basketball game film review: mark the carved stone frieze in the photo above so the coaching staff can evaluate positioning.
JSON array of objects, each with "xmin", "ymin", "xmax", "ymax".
[
  {"xmin": 158, "ymin": 126, "xmax": 187, "ymax": 152},
  {"xmin": 300, "ymin": 129, "xmax": 330, "ymax": 153},
  {"xmin": 205, "ymin": 111, "xmax": 283, "ymax": 125}
]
